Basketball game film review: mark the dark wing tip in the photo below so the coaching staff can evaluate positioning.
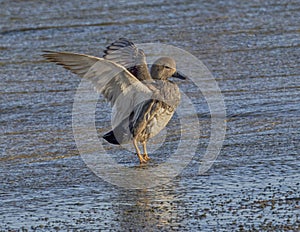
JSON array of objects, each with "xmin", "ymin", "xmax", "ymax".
[
  {"xmin": 103, "ymin": 38, "xmax": 135, "ymax": 57},
  {"xmin": 41, "ymin": 51, "xmax": 75, "ymax": 72},
  {"xmin": 42, "ymin": 50, "xmax": 63, "ymax": 61}
]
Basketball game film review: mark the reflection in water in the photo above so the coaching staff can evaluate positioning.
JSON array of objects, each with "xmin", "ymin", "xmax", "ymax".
[{"xmin": 114, "ymin": 185, "xmax": 181, "ymax": 230}]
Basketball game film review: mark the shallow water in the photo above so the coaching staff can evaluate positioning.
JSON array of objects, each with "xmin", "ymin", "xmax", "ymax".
[{"xmin": 1, "ymin": 0, "xmax": 300, "ymax": 230}]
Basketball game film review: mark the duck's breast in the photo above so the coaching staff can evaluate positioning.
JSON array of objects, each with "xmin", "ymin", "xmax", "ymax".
[
  {"xmin": 142, "ymin": 81, "xmax": 181, "ymax": 140},
  {"xmin": 145, "ymin": 101, "xmax": 175, "ymax": 139}
]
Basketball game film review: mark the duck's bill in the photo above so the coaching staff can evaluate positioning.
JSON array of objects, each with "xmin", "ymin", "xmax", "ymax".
[{"xmin": 172, "ymin": 71, "xmax": 187, "ymax": 80}]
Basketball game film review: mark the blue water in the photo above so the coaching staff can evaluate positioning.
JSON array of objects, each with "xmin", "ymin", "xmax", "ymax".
[{"xmin": 1, "ymin": 0, "xmax": 299, "ymax": 230}]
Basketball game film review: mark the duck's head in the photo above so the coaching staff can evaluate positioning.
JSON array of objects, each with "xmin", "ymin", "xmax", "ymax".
[{"xmin": 150, "ymin": 57, "xmax": 187, "ymax": 80}]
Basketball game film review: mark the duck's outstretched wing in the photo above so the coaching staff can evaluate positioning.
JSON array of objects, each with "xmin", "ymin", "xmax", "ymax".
[
  {"xmin": 103, "ymin": 38, "xmax": 152, "ymax": 81},
  {"xmin": 43, "ymin": 51, "xmax": 153, "ymax": 126}
]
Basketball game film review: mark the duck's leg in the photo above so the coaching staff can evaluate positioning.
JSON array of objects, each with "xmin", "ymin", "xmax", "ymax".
[
  {"xmin": 133, "ymin": 138, "xmax": 147, "ymax": 164},
  {"xmin": 142, "ymin": 141, "xmax": 150, "ymax": 161}
]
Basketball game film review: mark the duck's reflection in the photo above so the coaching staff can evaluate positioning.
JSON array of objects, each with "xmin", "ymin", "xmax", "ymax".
[{"xmin": 114, "ymin": 184, "xmax": 182, "ymax": 230}]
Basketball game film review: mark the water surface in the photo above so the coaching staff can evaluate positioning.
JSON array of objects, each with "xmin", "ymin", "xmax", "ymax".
[{"xmin": 1, "ymin": 0, "xmax": 299, "ymax": 230}]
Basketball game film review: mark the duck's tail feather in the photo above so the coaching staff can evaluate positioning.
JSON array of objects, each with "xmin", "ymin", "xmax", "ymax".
[{"xmin": 103, "ymin": 131, "xmax": 120, "ymax": 145}]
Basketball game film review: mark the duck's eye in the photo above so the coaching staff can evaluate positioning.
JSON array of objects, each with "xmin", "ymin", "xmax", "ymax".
[{"xmin": 164, "ymin": 66, "xmax": 172, "ymax": 69}]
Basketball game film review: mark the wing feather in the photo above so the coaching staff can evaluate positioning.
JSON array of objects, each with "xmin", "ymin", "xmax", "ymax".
[
  {"xmin": 103, "ymin": 38, "xmax": 152, "ymax": 81},
  {"xmin": 43, "ymin": 51, "xmax": 153, "ymax": 126}
]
